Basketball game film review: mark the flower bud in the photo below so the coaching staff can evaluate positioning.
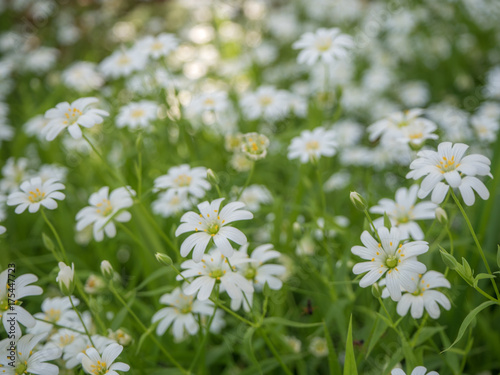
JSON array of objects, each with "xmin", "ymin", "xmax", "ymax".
[
  {"xmin": 350, "ymin": 192, "xmax": 368, "ymax": 211},
  {"xmin": 435, "ymin": 207, "xmax": 448, "ymax": 224},
  {"xmin": 56, "ymin": 262, "xmax": 75, "ymax": 296},
  {"xmin": 439, "ymin": 248, "xmax": 458, "ymax": 270},
  {"xmin": 371, "ymin": 283, "xmax": 382, "ymax": 299},
  {"xmin": 206, "ymin": 168, "xmax": 219, "ymax": 185},
  {"xmin": 100, "ymin": 260, "xmax": 114, "ymax": 280},
  {"xmin": 155, "ymin": 252, "xmax": 173, "ymax": 266},
  {"xmin": 108, "ymin": 328, "xmax": 132, "ymax": 346}
]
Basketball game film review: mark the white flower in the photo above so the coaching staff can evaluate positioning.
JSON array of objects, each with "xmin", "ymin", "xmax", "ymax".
[
  {"xmin": 309, "ymin": 337, "xmax": 328, "ymax": 357},
  {"xmin": 406, "ymin": 142, "xmax": 492, "ymax": 206},
  {"xmin": 62, "ymin": 61, "xmax": 104, "ymax": 92},
  {"xmin": 43, "ymin": 97, "xmax": 109, "ymax": 141},
  {"xmin": 178, "ymin": 248, "xmax": 254, "ymax": 301},
  {"xmin": 241, "ymin": 132, "xmax": 270, "ymax": 161},
  {"xmin": 136, "ymin": 33, "xmax": 179, "ymax": 59},
  {"xmin": 152, "ymin": 190, "xmax": 192, "ymax": 218},
  {"xmin": 239, "ymin": 86, "xmax": 289, "ymax": 121},
  {"xmin": 293, "ymin": 28, "xmax": 353, "ymax": 66},
  {"xmin": 56, "ymin": 262, "xmax": 75, "ymax": 295},
  {"xmin": 391, "ymin": 366, "xmax": 439, "ymax": 375},
  {"xmin": 151, "ymin": 286, "xmax": 215, "ymax": 341},
  {"xmin": 383, "ymin": 271, "xmax": 451, "ymax": 319},
  {"xmin": 187, "ymin": 91, "xmax": 230, "ymax": 116},
  {"xmin": 0, "ymin": 269, "xmax": 42, "ymax": 338},
  {"xmin": 99, "ymin": 48, "xmax": 148, "ymax": 79},
  {"xmin": 64, "ymin": 334, "xmax": 114, "ymax": 369},
  {"xmin": 239, "ymin": 185, "xmax": 273, "ymax": 212},
  {"xmin": 233, "ymin": 243, "xmax": 286, "ymax": 291},
  {"xmin": 23, "ymin": 115, "xmax": 49, "ymax": 140},
  {"xmin": 7, "ymin": 177, "xmax": 65, "ymax": 214},
  {"xmin": 0, "ymin": 334, "xmax": 61, "ymax": 375},
  {"xmin": 368, "ymin": 109, "xmax": 438, "ymax": 146},
  {"xmin": 470, "ymin": 114, "xmax": 499, "ymax": 143},
  {"xmin": 288, "ymin": 127, "xmax": 337, "ymax": 163},
  {"xmin": 79, "ymin": 343, "xmax": 130, "ymax": 375},
  {"xmin": 351, "ymin": 227, "xmax": 428, "ymax": 301},
  {"xmin": 1, "ymin": 157, "xmax": 31, "ymax": 193},
  {"xmin": 37, "ymin": 164, "xmax": 68, "ymax": 183},
  {"xmin": 116, "ymin": 100, "xmax": 159, "ymax": 130},
  {"xmin": 370, "ymin": 185, "xmax": 437, "ymax": 240},
  {"xmin": 175, "ymin": 198, "xmax": 253, "ymax": 262},
  {"xmin": 29, "ymin": 296, "xmax": 79, "ymax": 335},
  {"xmin": 76, "ymin": 186, "xmax": 135, "ymax": 242},
  {"xmin": 154, "ymin": 164, "xmax": 210, "ymax": 199}
]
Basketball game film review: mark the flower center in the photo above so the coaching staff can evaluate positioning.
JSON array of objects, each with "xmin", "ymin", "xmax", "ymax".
[
  {"xmin": 96, "ymin": 199, "xmax": 113, "ymax": 216},
  {"xmin": 45, "ymin": 308, "xmax": 61, "ymax": 322},
  {"xmin": 385, "ymin": 255, "xmax": 398, "ymax": 269},
  {"xmin": 305, "ymin": 140, "xmax": 320, "ymax": 151},
  {"xmin": 117, "ymin": 55, "xmax": 131, "ymax": 66},
  {"xmin": 64, "ymin": 107, "xmax": 83, "ymax": 125},
  {"xmin": 151, "ymin": 41, "xmax": 164, "ymax": 51},
  {"xmin": 170, "ymin": 195, "xmax": 181, "ymax": 205},
  {"xmin": 206, "ymin": 222, "xmax": 220, "ymax": 235},
  {"xmin": 315, "ymin": 37, "xmax": 332, "ymax": 52},
  {"xmin": 59, "ymin": 333, "xmax": 75, "ymax": 346},
  {"xmin": 244, "ymin": 267, "xmax": 257, "ymax": 280},
  {"xmin": 436, "ymin": 156, "xmax": 459, "ymax": 173},
  {"xmin": 210, "ymin": 268, "xmax": 224, "ymax": 279},
  {"xmin": 408, "ymin": 132, "xmax": 423, "ymax": 140},
  {"xmin": 204, "ymin": 98, "xmax": 215, "ymax": 107},
  {"xmin": 174, "ymin": 174, "xmax": 192, "ymax": 187},
  {"xmin": 259, "ymin": 96, "xmax": 273, "ymax": 107},
  {"xmin": 28, "ymin": 188, "xmax": 46, "ymax": 203},
  {"xmin": 15, "ymin": 362, "xmax": 28, "ymax": 375},
  {"xmin": 131, "ymin": 109, "xmax": 145, "ymax": 118},
  {"xmin": 90, "ymin": 360, "xmax": 108, "ymax": 375}
]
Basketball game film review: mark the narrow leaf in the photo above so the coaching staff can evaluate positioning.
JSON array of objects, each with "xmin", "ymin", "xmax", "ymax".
[
  {"xmin": 323, "ymin": 321, "xmax": 341, "ymax": 375},
  {"xmin": 343, "ymin": 315, "xmax": 358, "ymax": 375}
]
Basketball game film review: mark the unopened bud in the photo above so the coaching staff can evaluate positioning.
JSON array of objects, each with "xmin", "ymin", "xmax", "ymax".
[
  {"xmin": 439, "ymin": 247, "xmax": 458, "ymax": 270},
  {"xmin": 350, "ymin": 192, "xmax": 368, "ymax": 211},
  {"xmin": 56, "ymin": 262, "xmax": 75, "ymax": 296},
  {"xmin": 100, "ymin": 260, "xmax": 114, "ymax": 280},
  {"xmin": 435, "ymin": 207, "xmax": 448, "ymax": 224},
  {"xmin": 156, "ymin": 252, "xmax": 173, "ymax": 266},
  {"xmin": 207, "ymin": 168, "xmax": 219, "ymax": 185},
  {"xmin": 371, "ymin": 283, "xmax": 382, "ymax": 299}
]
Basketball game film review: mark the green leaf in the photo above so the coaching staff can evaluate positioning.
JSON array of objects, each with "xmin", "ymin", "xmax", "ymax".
[
  {"xmin": 262, "ymin": 317, "xmax": 323, "ymax": 328},
  {"xmin": 442, "ymin": 300, "xmax": 498, "ymax": 352},
  {"xmin": 439, "ymin": 247, "xmax": 458, "ymax": 270},
  {"xmin": 412, "ymin": 326, "xmax": 446, "ymax": 347},
  {"xmin": 474, "ymin": 273, "xmax": 496, "ymax": 287},
  {"xmin": 343, "ymin": 315, "xmax": 358, "ymax": 375},
  {"xmin": 383, "ymin": 212, "xmax": 392, "ymax": 228},
  {"xmin": 323, "ymin": 321, "xmax": 341, "ymax": 375},
  {"xmin": 243, "ymin": 326, "xmax": 261, "ymax": 374},
  {"xmin": 497, "ymin": 245, "xmax": 500, "ymax": 269}
]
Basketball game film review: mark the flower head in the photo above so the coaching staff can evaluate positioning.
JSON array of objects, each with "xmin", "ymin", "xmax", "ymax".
[
  {"xmin": 57, "ymin": 262, "xmax": 75, "ymax": 296},
  {"xmin": 175, "ymin": 198, "xmax": 253, "ymax": 262},
  {"xmin": 154, "ymin": 164, "xmax": 210, "ymax": 199},
  {"xmin": 391, "ymin": 367, "xmax": 439, "ymax": 375},
  {"xmin": 241, "ymin": 132, "xmax": 270, "ymax": 161},
  {"xmin": 288, "ymin": 127, "xmax": 337, "ymax": 163},
  {"xmin": 351, "ymin": 227, "xmax": 428, "ymax": 301},
  {"xmin": 43, "ymin": 97, "xmax": 109, "ymax": 141},
  {"xmin": 76, "ymin": 186, "xmax": 135, "ymax": 242},
  {"xmin": 406, "ymin": 142, "xmax": 492, "ymax": 206},
  {"xmin": 7, "ymin": 177, "xmax": 65, "ymax": 214},
  {"xmin": 293, "ymin": 28, "xmax": 354, "ymax": 66},
  {"xmin": 79, "ymin": 343, "xmax": 130, "ymax": 375}
]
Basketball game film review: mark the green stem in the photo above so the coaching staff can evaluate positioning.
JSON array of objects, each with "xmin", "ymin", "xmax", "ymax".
[
  {"xmin": 137, "ymin": 203, "xmax": 178, "ymax": 256},
  {"xmin": 444, "ymin": 225, "xmax": 454, "ymax": 278},
  {"xmin": 69, "ymin": 295, "xmax": 95, "ymax": 347},
  {"xmin": 237, "ymin": 162, "xmax": 255, "ymax": 201},
  {"xmin": 74, "ymin": 279, "xmax": 107, "ymax": 334},
  {"xmin": 35, "ymin": 317, "xmax": 86, "ymax": 335},
  {"xmin": 451, "ymin": 190, "xmax": 500, "ymax": 300},
  {"xmin": 41, "ymin": 209, "xmax": 68, "ymax": 263},
  {"xmin": 260, "ymin": 329, "xmax": 293, "ymax": 375},
  {"xmin": 364, "ymin": 209, "xmax": 381, "ymax": 242},
  {"xmin": 109, "ymin": 282, "xmax": 189, "ymax": 374},
  {"xmin": 189, "ymin": 286, "xmax": 219, "ymax": 372}
]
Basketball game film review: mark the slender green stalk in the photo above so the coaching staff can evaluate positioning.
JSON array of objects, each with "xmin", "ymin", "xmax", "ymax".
[
  {"xmin": 444, "ymin": 225, "xmax": 454, "ymax": 278},
  {"xmin": 69, "ymin": 295, "xmax": 95, "ymax": 347},
  {"xmin": 41, "ymin": 209, "xmax": 68, "ymax": 263},
  {"xmin": 35, "ymin": 317, "xmax": 85, "ymax": 335},
  {"xmin": 189, "ymin": 286, "xmax": 219, "ymax": 372},
  {"xmin": 237, "ymin": 162, "xmax": 255, "ymax": 201},
  {"xmin": 74, "ymin": 279, "xmax": 107, "ymax": 334},
  {"xmin": 315, "ymin": 163, "xmax": 326, "ymax": 218},
  {"xmin": 260, "ymin": 329, "xmax": 293, "ymax": 375},
  {"xmin": 363, "ymin": 209, "xmax": 381, "ymax": 242},
  {"xmin": 109, "ymin": 282, "xmax": 189, "ymax": 375},
  {"xmin": 451, "ymin": 191, "xmax": 500, "ymax": 300}
]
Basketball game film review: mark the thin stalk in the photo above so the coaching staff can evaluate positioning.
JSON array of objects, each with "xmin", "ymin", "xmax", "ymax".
[
  {"xmin": 260, "ymin": 329, "xmax": 293, "ymax": 375},
  {"xmin": 41, "ymin": 209, "xmax": 68, "ymax": 263},
  {"xmin": 451, "ymin": 190, "xmax": 500, "ymax": 300},
  {"xmin": 69, "ymin": 295, "xmax": 95, "ymax": 347},
  {"xmin": 237, "ymin": 162, "xmax": 255, "ymax": 201}
]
